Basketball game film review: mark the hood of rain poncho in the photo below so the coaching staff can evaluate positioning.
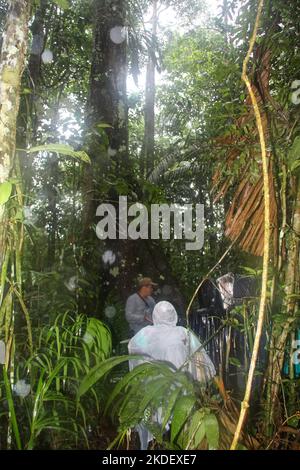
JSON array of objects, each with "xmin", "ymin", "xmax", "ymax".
[
  {"xmin": 152, "ymin": 301, "xmax": 178, "ymax": 326},
  {"xmin": 128, "ymin": 301, "xmax": 206, "ymax": 371}
]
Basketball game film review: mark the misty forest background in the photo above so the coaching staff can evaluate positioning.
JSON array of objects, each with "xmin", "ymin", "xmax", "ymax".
[{"xmin": 0, "ymin": 0, "xmax": 299, "ymax": 450}]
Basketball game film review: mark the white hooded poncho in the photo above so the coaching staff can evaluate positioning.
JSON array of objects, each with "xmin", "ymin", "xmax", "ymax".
[{"xmin": 128, "ymin": 301, "xmax": 216, "ymax": 449}]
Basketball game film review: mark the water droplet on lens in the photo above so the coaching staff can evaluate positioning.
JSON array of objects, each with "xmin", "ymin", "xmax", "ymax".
[{"xmin": 110, "ymin": 26, "xmax": 127, "ymax": 44}]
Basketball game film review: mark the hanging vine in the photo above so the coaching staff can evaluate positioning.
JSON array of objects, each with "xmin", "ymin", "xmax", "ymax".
[{"xmin": 230, "ymin": 0, "xmax": 270, "ymax": 450}]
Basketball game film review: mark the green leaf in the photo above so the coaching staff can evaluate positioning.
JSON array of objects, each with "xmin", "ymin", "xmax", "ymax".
[
  {"xmin": 53, "ymin": 0, "xmax": 70, "ymax": 9},
  {"xmin": 105, "ymin": 362, "xmax": 150, "ymax": 414},
  {"xmin": 84, "ymin": 318, "xmax": 112, "ymax": 359},
  {"xmin": 137, "ymin": 377, "xmax": 171, "ymax": 415},
  {"xmin": 0, "ymin": 182, "xmax": 12, "ymax": 205},
  {"xmin": 171, "ymin": 396, "xmax": 196, "ymax": 443},
  {"xmin": 77, "ymin": 355, "xmax": 133, "ymax": 399},
  {"xmin": 3, "ymin": 368, "xmax": 22, "ymax": 449},
  {"xmin": 240, "ymin": 266, "xmax": 258, "ymax": 276},
  {"xmin": 228, "ymin": 357, "xmax": 242, "ymax": 368},
  {"xmin": 204, "ymin": 413, "xmax": 219, "ymax": 450},
  {"xmin": 96, "ymin": 123, "xmax": 113, "ymax": 129},
  {"xmin": 27, "ymin": 144, "xmax": 90, "ymax": 164},
  {"xmin": 288, "ymin": 136, "xmax": 300, "ymax": 173},
  {"xmin": 287, "ymin": 416, "xmax": 299, "ymax": 428},
  {"xmin": 14, "ymin": 208, "xmax": 23, "ymax": 221},
  {"xmin": 291, "ymin": 159, "xmax": 300, "ymax": 173},
  {"xmin": 187, "ymin": 409, "xmax": 206, "ymax": 448},
  {"xmin": 162, "ymin": 386, "xmax": 181, "ymax": 429},
  {"xmin": 236, "ymin": 443, "xmax": 247, "ymax": 450}
]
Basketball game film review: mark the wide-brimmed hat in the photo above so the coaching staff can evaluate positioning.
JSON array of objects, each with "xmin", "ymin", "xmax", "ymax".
[{"xmin": 138, "ymin": 277, "xmax": 158, "ymax": 288}]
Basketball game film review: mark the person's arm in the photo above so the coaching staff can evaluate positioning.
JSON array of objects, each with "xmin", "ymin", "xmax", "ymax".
[
  {"xmin": 126, "ymin": 296, "xmax": 139, "ymax": 323},
  {"xmin": 144, "ymin": 311, "xmax": 153, "ymax": 323}
]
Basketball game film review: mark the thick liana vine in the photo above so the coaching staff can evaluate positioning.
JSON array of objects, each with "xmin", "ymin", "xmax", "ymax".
[{"xmin": 230, "ymin": 0, "xmax": 270, "ymax": 450}]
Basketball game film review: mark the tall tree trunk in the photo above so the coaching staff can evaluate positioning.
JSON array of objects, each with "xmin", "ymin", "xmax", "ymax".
[
  {"xmin": 0, "ymin": 1, "xmax": 30, "ymax": 449},
  {"xmin": 17, "ymin": 1, "xmax": 49, "ymax": 208},
  {"xmin": 143, "ymin": 0, "xmax": 157, "ymax": 177},
  {"xmin": 81, "ymin": 0, "xmax": 129, "ymax": 313},
  {"xmin": 0, "ymin": 0, "xmax": 29, "ymax": 273},
  {"xmin": 83, "ymin": 0, "xmax": 129, "ymax": 233}
]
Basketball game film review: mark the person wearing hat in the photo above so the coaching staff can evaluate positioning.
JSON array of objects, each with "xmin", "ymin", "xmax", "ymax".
[{"xmin": 125, "ymin": 277, "xmax": 157, "ymax": 336}]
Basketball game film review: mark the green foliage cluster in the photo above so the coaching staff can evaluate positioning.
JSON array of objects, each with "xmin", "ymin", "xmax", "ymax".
[
  {"xmin": 1, "ymin": 312, "xmax": 112, "ymax": 449},
  {"xmin": 78, "ymin": 355, "xmax": 222, "ymax": 450}
]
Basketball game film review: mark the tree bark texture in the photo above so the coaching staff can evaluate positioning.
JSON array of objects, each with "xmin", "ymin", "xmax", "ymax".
[
  {"xmin": 0, "ymin": 0, "xmax": 29, "ymax": 270},
  {"xmin": 88, "ymin": 0, "xmax": 128, "ymax": 158}
]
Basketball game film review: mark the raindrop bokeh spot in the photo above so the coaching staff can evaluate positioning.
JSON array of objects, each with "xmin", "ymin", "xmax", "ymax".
[{"xmin": 109, "ymin": 26, "xmax": 127, "ymax": 44}]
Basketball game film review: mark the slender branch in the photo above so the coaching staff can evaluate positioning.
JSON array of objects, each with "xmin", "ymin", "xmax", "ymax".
[{"xmin": 230, "ymin": 0, "xmax": 270, "ymax": 450}]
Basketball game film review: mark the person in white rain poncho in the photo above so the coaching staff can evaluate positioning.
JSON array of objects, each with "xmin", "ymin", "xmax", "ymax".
[{"xmin": 128, "ymin": 300, "xmax": 216, "ymax": 450}]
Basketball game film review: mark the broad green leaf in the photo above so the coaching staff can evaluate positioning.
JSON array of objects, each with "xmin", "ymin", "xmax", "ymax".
[
  {"xmin": 27, "ymin": 144, "xmax": 90, "ymax": 164},
  {"xmin": 162, "ymin": 386, "xmax": 181, "ymax": 429},
  {"xmin": 187, "ymin": 409, "xmax": 206, "ymax": 448},
  {"xmin": 105, "ymin": 360, "xmax": 156, "ymax": 414},
  {"xmin": 77, "ymin": 355, "xmax": 133, "ymax": 398},
  {"xmin": 138, "ymin": 377, "xmax": 171, "ymax": 415},
  {"xmin": 171, "ymin": 395, "xmax": 196, "ymax": 443},
  {"xmin": 204, "ymin": 413, "xmax": 219, "ymax": 450},
  {"xmin": 0, "ymin": 181, "xmax": 12, "ymax": 205}
]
